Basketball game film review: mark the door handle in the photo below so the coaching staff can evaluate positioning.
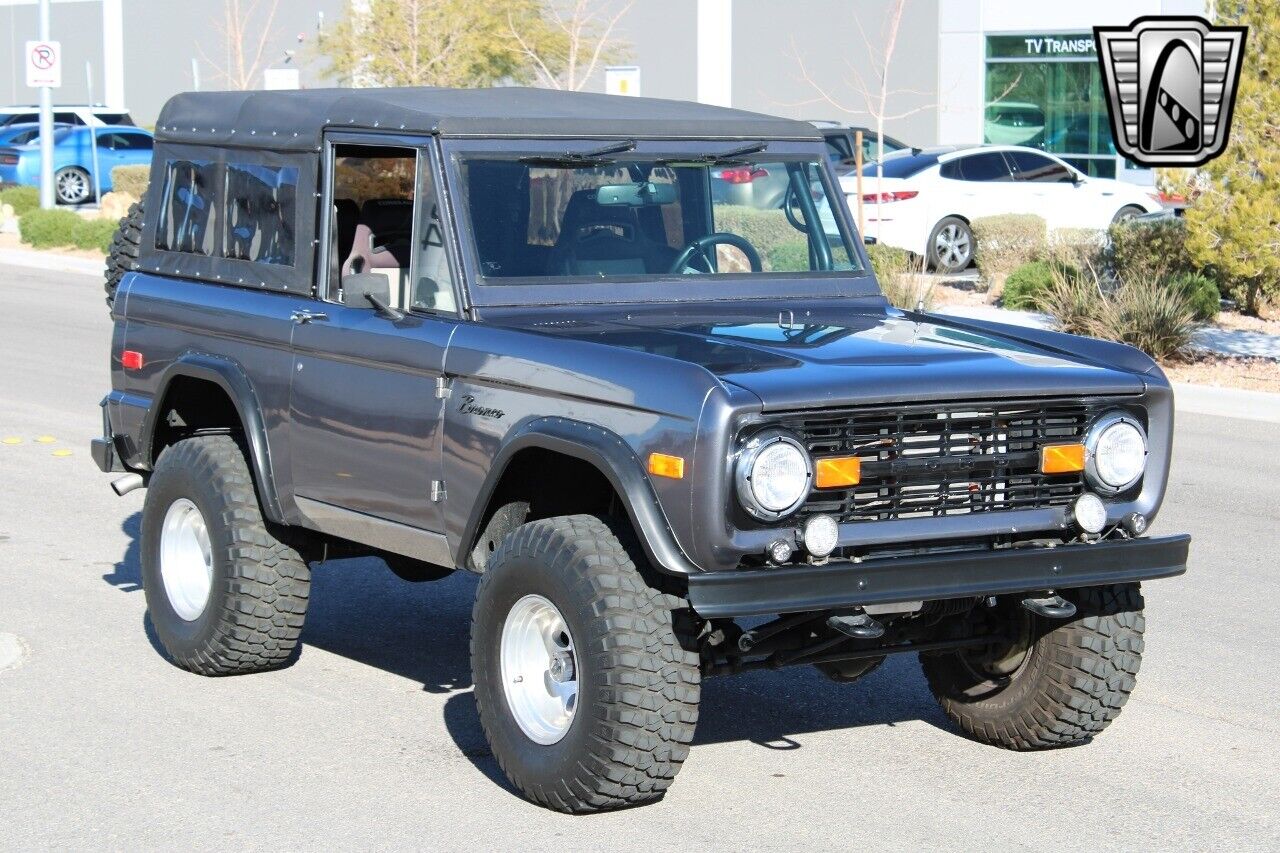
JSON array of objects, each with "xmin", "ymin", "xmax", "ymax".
[{"xmin": 291, "ymin": 310, "xmax": 328, "ymax": 325}]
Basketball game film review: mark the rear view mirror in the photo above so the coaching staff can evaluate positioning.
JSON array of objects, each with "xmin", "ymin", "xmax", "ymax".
[{"xmin": 595, "ymin": 182, "xmax": 677, "ymax": 207}]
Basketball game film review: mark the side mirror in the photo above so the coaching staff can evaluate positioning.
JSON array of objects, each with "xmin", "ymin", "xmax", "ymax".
[{"xmin": 341, "ymin": 272, "xmax": 404, "ymax": 320}]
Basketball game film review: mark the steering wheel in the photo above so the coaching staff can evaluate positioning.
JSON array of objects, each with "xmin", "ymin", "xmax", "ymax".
[{"xmin": 668, "ymin": 233, "xmax": 763, "ymax": 274}]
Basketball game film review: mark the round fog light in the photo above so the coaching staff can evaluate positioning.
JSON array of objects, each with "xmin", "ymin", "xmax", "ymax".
[
  {"xmin": 802, "ymin": 514, "xmax": 840, "ymax": 558},
  {"xmin": 1073, "ymin": 493, "xmax": 1107, "ymax": 534},
  {"xmin": 766, "ymin": 539, "xmax": 794, "ymax": 564}
]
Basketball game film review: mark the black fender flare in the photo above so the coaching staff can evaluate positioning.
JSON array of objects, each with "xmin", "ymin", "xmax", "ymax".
[
  {"xmin": 459, "ymin": 417, "xmax": 700, "ymax": 576},
  {"xmin": 140, "ymin": 352, "xmax": 286, "ymax": 524}
]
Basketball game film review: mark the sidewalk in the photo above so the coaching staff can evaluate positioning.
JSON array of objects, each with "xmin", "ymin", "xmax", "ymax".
[{"xmin": 0, "ymin": 247, "xmax": 106, "ymax": 278}]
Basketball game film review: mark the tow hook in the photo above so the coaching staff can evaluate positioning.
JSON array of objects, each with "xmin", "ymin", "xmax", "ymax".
[
  {"xmin": 1021, "ymin": 594, "xmax": 1077, "ymax": 619},
  {"xmin": 827, "ymin": 613, "xmax": 885, "ymax": 640},
  {"xmin": 110, "ymin": 473, "xmax": 145, "ymax": 496}
]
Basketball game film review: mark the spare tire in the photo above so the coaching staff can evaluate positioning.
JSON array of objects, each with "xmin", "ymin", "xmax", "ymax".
[{"xmin": 104, "ymin": 199, "xmax": 143, "ymax": 308}]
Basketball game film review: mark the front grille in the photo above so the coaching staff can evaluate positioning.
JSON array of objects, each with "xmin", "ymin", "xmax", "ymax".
[{"xmin": 776, "ymin": 399, "xmax": 1102, "ymax": 523}]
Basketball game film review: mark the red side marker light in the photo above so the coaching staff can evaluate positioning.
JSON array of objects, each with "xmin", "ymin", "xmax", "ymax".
[{"xmin": 121, "ymin": 350, "xmax": 145, "ymax": 370}]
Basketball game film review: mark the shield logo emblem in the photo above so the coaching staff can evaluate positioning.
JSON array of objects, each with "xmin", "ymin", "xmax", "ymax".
[{"xmin": 1094, "ymin": 16, "xmax": 1247, "ymax": 167}]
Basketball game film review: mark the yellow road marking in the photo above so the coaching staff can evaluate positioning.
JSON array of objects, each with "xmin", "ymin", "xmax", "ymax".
[
  {"xmin": 51, "ymin": 449, "xmax": 73, "ymax": 457},
  {"xmin": 35, "ymin": 436, "xmax": 56, "ymax": 443},
  {"xmin": 1, "ymin": 437, "xmax": 21, "ymax": 445}
]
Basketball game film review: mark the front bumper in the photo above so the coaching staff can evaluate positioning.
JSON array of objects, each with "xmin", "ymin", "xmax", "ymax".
[{"xmin": 687, "ymin": 534, "xmax": 1190, "ymax": 618}]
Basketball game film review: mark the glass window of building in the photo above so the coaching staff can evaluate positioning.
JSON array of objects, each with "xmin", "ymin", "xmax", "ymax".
[{"xmin": 984, "ymin": 34, "xmax": 1117, "ymax": 178}]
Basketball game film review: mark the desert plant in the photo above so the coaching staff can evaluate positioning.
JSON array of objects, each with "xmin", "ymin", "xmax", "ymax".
[
  {"xmin": 971, "ymin": 214, "xmax": 1046, "ymax": 292},
  {"xmin": 1094, "ymin": 278, "xmax": 1199, "ymax": 361},
  {"xmin": 110, "ymin": 165, "xmax": 150, "ymax": 199},
  {"xmin": 1107, "ymin": 217, "xmax": 1190, "ymax": 284},
  {"xmin": 866, "ymin": 242, "xmax": 931, "ymax": 309},
  {"xmin": 1038, "ymin": 266, "xmax": 1104, "ymax": 337},
  {"xmin": 1166, "ymin": 271, "xmax": 1220, "ymax": 321},
  {"xmin": 0, "ymin": 185, "xmax": 40, "ymax": 217},
  {"xmin": 1048, "ymin": 227, "xmax": 1105, "ymax": 271}
]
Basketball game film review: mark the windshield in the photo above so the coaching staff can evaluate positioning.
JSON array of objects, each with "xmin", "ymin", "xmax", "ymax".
[{"xmin": 458, "ymin": 154, "xmax": 861, "ymax": 282}]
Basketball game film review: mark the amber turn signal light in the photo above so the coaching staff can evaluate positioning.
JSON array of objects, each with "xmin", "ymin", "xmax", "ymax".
[
  {"xmin": 815, "ymin": 456, "xmax": 861, "ymax": 489},
  {"xmin": 648, "ymin": 452, "xmax": 685, "ymax": 479},
  {"xmin": 1041, "ymin": 443, "xmax": 1086, "ymax": 474}
]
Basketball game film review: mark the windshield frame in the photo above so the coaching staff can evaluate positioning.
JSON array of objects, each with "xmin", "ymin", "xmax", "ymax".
[{"xmin": 440, "ymin": 137, "xmax": 876, "ymax": 308}]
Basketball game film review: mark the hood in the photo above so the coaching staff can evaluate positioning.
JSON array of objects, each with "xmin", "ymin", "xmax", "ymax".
[{"xmin": 494, "ymin": 305, "xmax": 1145, "ymax": 411}]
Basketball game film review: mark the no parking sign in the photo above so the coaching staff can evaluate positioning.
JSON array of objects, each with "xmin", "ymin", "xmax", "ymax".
[{"xmin": 26, "ymin": 40, "xmax": 62, "ymax": 88}]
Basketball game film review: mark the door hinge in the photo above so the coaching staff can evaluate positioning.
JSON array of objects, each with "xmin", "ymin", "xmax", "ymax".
[
  {"xmin": 435, "ymin": 376, "xmax": 452, "ymax": 399},
  {"xmin": 431, "ymin": 480, "xmax": 447, "ymax": 502}
]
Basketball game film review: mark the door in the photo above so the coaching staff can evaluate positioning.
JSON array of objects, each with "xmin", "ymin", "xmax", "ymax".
[
  {"xmin": 288, "ymin": 142, "xmax": 460, "ymax": 539},
  {"xmin": 1003, "ymin": 150, "xmax": 1090, "ymax": 229},
  {"xmin": 938, "ymin": 151, "xmax": 1019, "ymax": 222}
]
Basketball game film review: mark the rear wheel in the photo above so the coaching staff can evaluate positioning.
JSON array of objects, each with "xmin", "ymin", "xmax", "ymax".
[
  {"xmin": 141, "ymin": 435, "xmax": 310, "ymax": 676},
  {"xmin": 921, "ymin": 584, "xmax": 1144, "ymax": 750},
  {"xmin": 471, "ymin": 515, "xmax": 700, "ymax": 812},
  {"xmin": 928, "ymin": 216, "xmax": 973, "ymax": 274},
  {"xmin": 105, "ymin": 199, "xmax": 143, "ymax": 308},
  {"xmin": 54, "ymin": 166, "xmax": 92, "ymax": 205}
]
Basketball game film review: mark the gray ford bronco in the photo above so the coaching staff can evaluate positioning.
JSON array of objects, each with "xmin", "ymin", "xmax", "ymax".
[{"xmin": 93, "ymin": 87, "xmax": 1189, "ymax": 813}]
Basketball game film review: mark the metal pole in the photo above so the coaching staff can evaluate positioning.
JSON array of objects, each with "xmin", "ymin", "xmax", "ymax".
[
  {"xmin": 191, "ymin": 57, "xmax": 201, "ymax": 91},
  {"xmin": 38, "ymin": 0, "xmax": 54, "ymax": 209},
  {"xmin": 87, "ymin": 61, "xmax": 102, "ymax": 204},
  {"xmin": 854, "ymin": 130, "xmax": 864, "ymax": 237}
]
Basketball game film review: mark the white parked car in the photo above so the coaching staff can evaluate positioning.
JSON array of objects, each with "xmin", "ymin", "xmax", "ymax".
[{"xmin": 842, "ymin": 145, "xmax": 1163, "ymax": 273}]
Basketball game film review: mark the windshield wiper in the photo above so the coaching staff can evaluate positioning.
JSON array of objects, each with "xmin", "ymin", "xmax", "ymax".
[
  {"xmin": 658, "ymin": 140, "xmax": 769, "ymax": 166},
  {"xmin": 520, "ymin": 139, "xmax": 637, "ymax": 167}
]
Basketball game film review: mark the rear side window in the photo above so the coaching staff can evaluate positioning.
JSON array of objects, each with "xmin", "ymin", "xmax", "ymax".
[
  {"xmin": 940, "ymin": 152, "xmax": 1013, "ymax": 182},
  {"xmin": 224, "ymin": 163, "xmax": 299, "ymax": 266},
  {"xmin": 155, "ymin": 160, "xmax": 219, "ymax": 256}
]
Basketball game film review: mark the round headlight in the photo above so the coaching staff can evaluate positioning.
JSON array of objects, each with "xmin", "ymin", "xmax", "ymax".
[
  {"xmin": 1085, "ymin": 413, "xmax": 1148, "ymax": 493},
  {"xmin": 736, "ymin": 431, "xmax": 812, "ymax": 520}
]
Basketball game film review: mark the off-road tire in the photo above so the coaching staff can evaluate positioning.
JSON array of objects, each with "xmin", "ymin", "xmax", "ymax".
[
  {"xmin": 141, "ymin": 435, "xmax": 310, "ymax": 676},
  {"xmin": 471, "ymin": 514, "xmax": 701, "ymax": 813},
  {"xmin": 105, "ymin": 200, "xmax": 143, "ymax": 308},
  {"xmin": 921, "ymin": 584, "xmax": 1145, "ymax": 750}
]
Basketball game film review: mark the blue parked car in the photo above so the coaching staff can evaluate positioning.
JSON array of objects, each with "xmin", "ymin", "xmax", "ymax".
[{"xmin": 0, "ymin": 125, "xmax": 153, "ymax": 204}]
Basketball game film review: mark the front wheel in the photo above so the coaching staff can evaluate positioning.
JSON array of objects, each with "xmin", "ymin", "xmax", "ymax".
[
  {"xmin": 471, "ymin": 515, "xmax": 701, "ymax": 813},
  {"xmin": 928, "ymin": 216, "xmax": 973, "ymax": 274},
  {"xmin": 1112, "ymin": 205, "xmax": 1145, "ymax": 225},
  {"xmin": 921, "ymin": 584, "xmax": 1144, "ymax": 750}
]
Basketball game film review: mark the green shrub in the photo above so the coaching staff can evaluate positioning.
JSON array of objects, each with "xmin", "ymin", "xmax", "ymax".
[
  {"xmin": 1039, "ymin": 268, "xmax": 1103, "ymax": 337},
  {"xmin": 971, "ymin": 214, "xmax": 1046, "ymax": 290},
  {"xmin": 765, "ymin": 240, "xmax": 811, "ymax": 272},
  {"xmin": 712, "ymin": 205, "xmax": 799, "ymax": 264},
  {"xmin": 865, "ymin": 242, "xmax": 912, "ymax": 282},
  {"xmin": 18, "ymin": 208, "xmax": 82, "ymax": 248},
  {"xmin": 1096, "ymin": 278, "xmax": 1199, "ymax": 361},
  {"xmin": 1167, "ymin": 270, "xmax": 1220, "ymax": 320},
  {"xmin": 72, "ymin": 218, "xmax": 119, "ymax": 252},
  {"xmin": 1107, "ymin": 217, "xmax": 1190, "ymax": 283},
  {"xmin": 1003, "ymin": 261, "xmax": 1055, "ymax": 310},
  {"xmin": 19, "ymin": 208, "xmax": 117, "ymax": 252},
  {"xmin": 0, "ymin": 185, "xmax": 40, "ymax": 216},
  {"xmin": 865, "ymin": 242, "xmax": 931, "ymax": 309},
  {"xmin": 110, "ymin": 165, "xmax": 150, "ymax": 199}
]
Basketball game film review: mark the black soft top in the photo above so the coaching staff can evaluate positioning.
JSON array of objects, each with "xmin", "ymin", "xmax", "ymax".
[{"xmin": 155, "ymin": 86, "xmax": 821, "ymax": 152}]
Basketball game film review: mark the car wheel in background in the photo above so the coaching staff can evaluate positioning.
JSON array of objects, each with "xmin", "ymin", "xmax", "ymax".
[
  {"xmin": 928, "ymin": 216, "xmax": 973, "ymax": 274},
  {"xmin": 141, "ymin": 435, "xmax": 311, "ymax": 676},
  {"xmin": 54, "ymin": 166, "xmax": 92, "ymax": 205},
  {"xmin": 1112, "ymin": 205, "xmax": 1145, "ymax": 225}
]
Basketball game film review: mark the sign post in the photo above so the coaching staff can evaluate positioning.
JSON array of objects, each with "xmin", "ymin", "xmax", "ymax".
[{"xmin": 26, "ymin": 2, "xmax": 61, "ymax": 209}]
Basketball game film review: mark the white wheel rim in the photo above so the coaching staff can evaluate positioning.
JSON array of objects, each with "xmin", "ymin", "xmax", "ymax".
[
  {"xmin": 935, "ymin": 224, "xmax": 971, "ymax": 268},
  {"xmin": 159, "ymin": 498, "xmax": 214, "ymax": 622},
  {"xmin": 57, "ymin": 170, "xmax": 88, "ymax": 203},
  {"xmin": 500, "ymin": 594, "xmax": 578, "ymax": 745}
]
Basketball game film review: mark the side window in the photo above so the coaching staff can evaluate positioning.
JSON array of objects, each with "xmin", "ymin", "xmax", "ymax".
[
  {"xmin": 155, "ymin": 159, "xmax": 219, "ymax": 256},
  {"xmin": 412, "ymin": 155, "xmax": 455, "ymax": 313},
  {"xmin": 1007, "ymin": 151, "xmax": 1072, "ymax": 183},
  {"xmin": 53, "ymin": 112, "xmax": 81, "ymax": 125},
  {"xmin": 955, "ymin": 152, "xmax": 1013, "ymax": 182},
  {"xmin": 223, "ymin": 163, "xmax": 299, "ymax": 266},
  {"xmin": 824, "ymin": 133, "xmax": 852, "ymax": 165},
  {"xmin": 329, "ymin": 146, "xmax": 417, "ymax": 308},
  {"xmin": 112, "ymin": 133, "xmax": 152, "ymax": 151}
]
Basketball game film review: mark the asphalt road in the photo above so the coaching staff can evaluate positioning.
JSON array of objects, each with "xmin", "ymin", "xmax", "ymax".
[{"xmin": 1, "ymin": 263, "xmax": 1277, "ymax": 850}]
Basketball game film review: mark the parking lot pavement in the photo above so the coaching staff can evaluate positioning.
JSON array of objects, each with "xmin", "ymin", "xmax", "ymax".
[{"xmin": 1, "ymin": 263, "xmax": 1277, "ymax": 849}]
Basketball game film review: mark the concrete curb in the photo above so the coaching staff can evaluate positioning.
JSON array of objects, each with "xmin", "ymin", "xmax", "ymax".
[
  {"xmin": 1173, "ymin": 382, "xmax": 1280, "ymax": 424},
  {"xmin": 0, "ymin": 248, "xmax": 105, "ymax": 278}
]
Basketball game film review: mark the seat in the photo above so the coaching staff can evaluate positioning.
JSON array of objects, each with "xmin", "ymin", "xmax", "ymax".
[
  {"xmin": 549, "ymin": 189, "xmax": 661, "ymax": 277},
  {"xmin": 344, "ymin": 198, "xmax": 414, "ymax": 306}
]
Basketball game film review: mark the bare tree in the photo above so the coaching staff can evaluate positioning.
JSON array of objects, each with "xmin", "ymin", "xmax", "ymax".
[
  {"xmin": 199, "ymin": 0, "xmax": 282, "ymax": 90},
  {"xmin": 791, "ymin": 0, "xmax": 932, "ymax": 238},
  {"xmin": 509, "ymin": 0, "xmax": 634, "ymax": 91}
]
